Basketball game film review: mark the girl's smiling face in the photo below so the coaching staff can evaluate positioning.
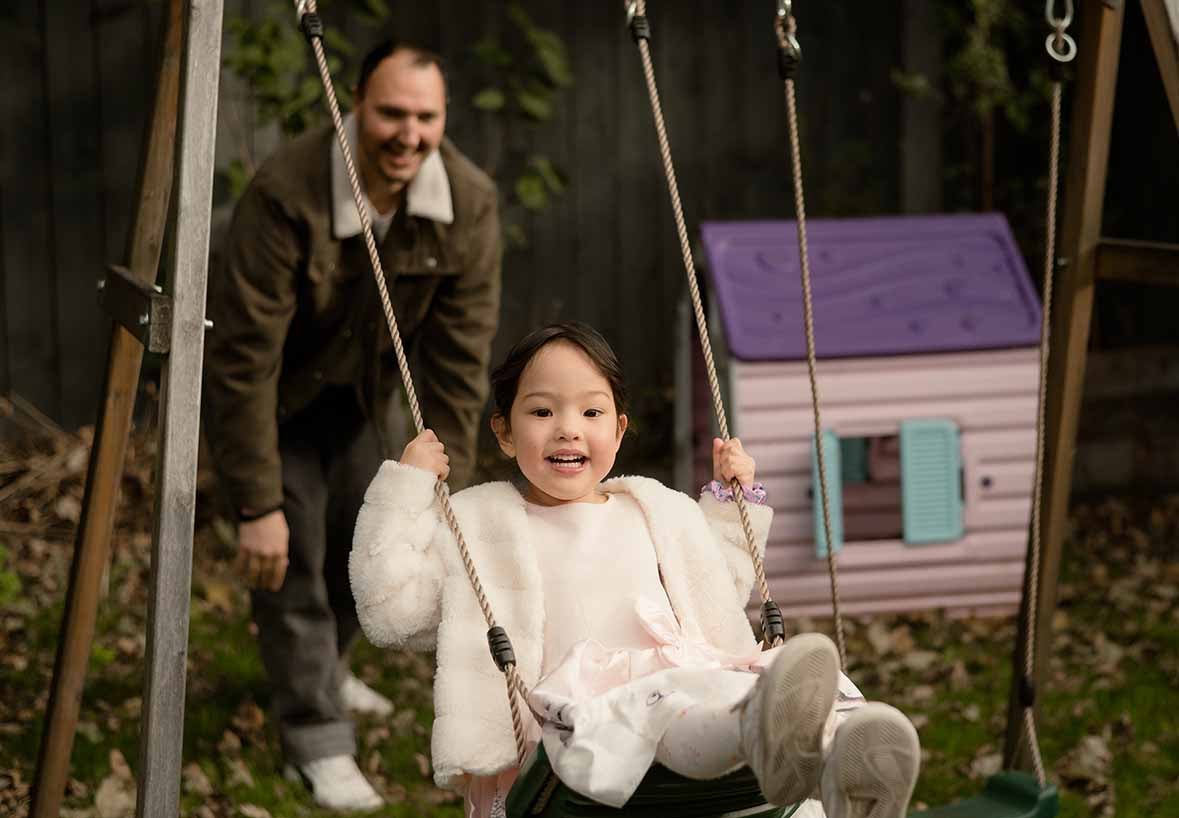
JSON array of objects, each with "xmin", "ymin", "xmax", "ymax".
[{"xmin": 492, "ymin": 340, "xmax": 628, "ymax": 506}]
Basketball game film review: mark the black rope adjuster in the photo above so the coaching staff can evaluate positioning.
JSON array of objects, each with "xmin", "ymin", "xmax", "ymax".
[
  {"xmin": 627, "ymin": 2, "xmax": 651, "ymax": 43},
  {"xmin": 300, "ymin": 12, "xmax": 324, "ymax": 41},
  {"xmin": 761, "ymin": 600, "xmax": 786, "ymax": 644},
  {"xmin": 487, "ymin": 626, "xmax": 516, "ymax": 672},
  {"xmin": 777, "ymin": 40, "xmax": 801, "ymax": 80},
  {"xmin": 1018, "ymin": 674, "xmax": 1036, "ymax": 708}
]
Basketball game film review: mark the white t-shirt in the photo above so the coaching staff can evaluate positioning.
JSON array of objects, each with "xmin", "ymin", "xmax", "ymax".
[{"xmin": 526, "ymin": 494, "xmax": 674, "ymax": 675}]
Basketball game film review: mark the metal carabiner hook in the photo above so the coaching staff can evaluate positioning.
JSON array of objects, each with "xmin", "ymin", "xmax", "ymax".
[
  {"xmin": 1044, "ymin": 0, "xmax": 1073, "ymax": 29},
  {"xmin": 778, "ymin": 0, "xmax": 792, "ymax": 19}
]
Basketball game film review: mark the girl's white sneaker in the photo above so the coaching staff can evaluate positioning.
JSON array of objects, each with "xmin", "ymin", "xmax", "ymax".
[
  {"xmin": 820, "ymin": 703, "xmax": 920, "ymax": 818},
  {"xmin": 740, "ymin": 633, "xmax": 841, "ymax": 806},
  {"xmin": 285, "ymin": 754, "xmax": 384, "ymax": 811}
]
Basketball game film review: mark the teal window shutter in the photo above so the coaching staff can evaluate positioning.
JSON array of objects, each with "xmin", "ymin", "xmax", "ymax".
[
  {"xmin": 900, "ymin": 419, "xmax": 965, "ymax": 545},
  {"xmin": 812, "ymin": 430, "xmax": 843, "ymax": 557}
]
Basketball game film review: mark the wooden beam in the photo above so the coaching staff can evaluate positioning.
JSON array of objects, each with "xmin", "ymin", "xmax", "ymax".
[
  {"xmin": 1096, "ymin": 237, "xmax": 1179, "ymax": 286},
  {"xmin": 28, "ymin": 1, "xmax": 184, "ymax": 816},
  {"xmin": 1003, "ymin": 0, "xmax": 1126, "ymax": 771},
  {"xmin": 1141, "ymin": 0, "xmax": 1179, "ymax": 134},
  {"xmin": 134, "ymin": 0, "xmax": 222, "ymax": 814}
]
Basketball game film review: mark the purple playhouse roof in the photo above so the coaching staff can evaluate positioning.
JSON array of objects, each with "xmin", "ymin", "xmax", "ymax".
[{"xmin": 699, "ymin": 214, "xmax": 1042, "ymax": 361}]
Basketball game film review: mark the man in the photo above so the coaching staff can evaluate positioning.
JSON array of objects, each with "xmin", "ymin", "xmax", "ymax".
[{"xmin": 204, "ymin": 40, "xmax": 500, "ymax": 810}]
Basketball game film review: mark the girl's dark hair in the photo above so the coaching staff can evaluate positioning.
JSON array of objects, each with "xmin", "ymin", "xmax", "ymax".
[
  {"xmin": 356, "ymin": 40, "xmax": 447, "ymax": 97},
  {"xmin": 491, "ymin": 322, "xmax": 628, "ymax": 426}
]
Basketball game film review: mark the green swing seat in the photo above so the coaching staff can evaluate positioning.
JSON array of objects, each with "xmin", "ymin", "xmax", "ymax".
[
  {"xmin": 911, "ymin": 773, "xmax": 1058, "ymax": 818},
  {"xmin": 506, "ymin": 742, "xmax": 802, "ymax": 818},
  {"xmin": 506, "ymin": 744, "xmax": 1058, "ymax": 818}
]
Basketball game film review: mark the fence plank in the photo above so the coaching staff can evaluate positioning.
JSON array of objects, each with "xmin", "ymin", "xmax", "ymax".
[
  {"xmin": 1, "ymin": 0, "xmax": 59, "ymax": 418},
  {"xmin": 45, "ymin": 0, "xmax": 106, "ymax": 429}
]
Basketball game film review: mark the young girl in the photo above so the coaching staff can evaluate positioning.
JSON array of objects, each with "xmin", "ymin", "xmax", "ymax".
[{"xmin": 350, "ymin": 323, "xmax": 919, "ymax": 818}]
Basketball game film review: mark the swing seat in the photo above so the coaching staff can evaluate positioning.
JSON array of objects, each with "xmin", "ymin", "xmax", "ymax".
[
  {"xmin": 910, "ymin": 772, "xmax": 1058, "ymax": 818},
  {"xmin": 506, "ymin": 742, "xmax": 800, "ymax": 818}
]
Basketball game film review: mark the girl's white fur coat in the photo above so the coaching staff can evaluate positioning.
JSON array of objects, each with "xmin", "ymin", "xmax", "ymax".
[{"xmin": 350, "ymin": 461, "xmax": 774, "ymax": 792}]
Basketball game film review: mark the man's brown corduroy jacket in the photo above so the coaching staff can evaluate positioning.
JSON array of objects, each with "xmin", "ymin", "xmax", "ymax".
[{"xmin": 204, "ymin": 124, "xmax": 501, "ymax": 515}]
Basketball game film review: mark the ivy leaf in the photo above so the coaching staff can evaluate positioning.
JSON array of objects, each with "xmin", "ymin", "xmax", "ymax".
[
  {"xmin": 516, "ymin": 87, "xmax": 552, "ymax": 121},
  {"xmin": 529, "ymin": 30, "xmax": 572, "ymax": 88},
  {"xmin": 528, "ymin": 155, "xmax": 565, "ymax": 194},
  {"xmin": 504, "ymin": 222, "xmax": 529, "ymax": 250},
  {"xmin": 223, "ymin": 160, "xmax": 254, "ymax": 201},
  {"xmin": 323, "ymin": 28, "xmax": 354, "ymax": 56},
  {"xmin": 472, "ymin": 38, "xmax": 513, "ymax": 69},
  {"xmin": 515, "ymin": 173, "xmax": 548, "ymax": 210},
  {"xmin": 472, "ymin": 87, "xmax": 506, "ymax": 112},
  {"xmin": 362, "ymin": 0, "xmax": 390, "ymax": 20}
]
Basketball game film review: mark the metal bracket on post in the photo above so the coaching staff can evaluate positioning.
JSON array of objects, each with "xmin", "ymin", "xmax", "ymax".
[{"xmin": 98, "ymin": 265, "xmax": 172, "ymax": 353}]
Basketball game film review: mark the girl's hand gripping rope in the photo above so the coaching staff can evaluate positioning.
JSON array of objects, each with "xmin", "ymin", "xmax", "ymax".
[
  {"xmin": 713, "ymin": 437, "xmax": 756, "ymax": 489},
  {"xmin": 402, "ymin": 429, "xmax": 451, "ymax": 481}
]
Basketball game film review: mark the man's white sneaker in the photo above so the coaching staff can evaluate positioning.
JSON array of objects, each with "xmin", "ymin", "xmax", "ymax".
[
  {"xmin": 285, "ymin": 754, "xmax": 384, "ymax": 811},
  {"xmin": 740, "ymin": 633, "xmax": 841, "ymax": 806},
  {"xmin": 339, "ymin": 671, "xmax": 394, "ymax": 717},
  {"xmin": 820, "ymin": 702, "xmax": 920, "ymax": 818}
]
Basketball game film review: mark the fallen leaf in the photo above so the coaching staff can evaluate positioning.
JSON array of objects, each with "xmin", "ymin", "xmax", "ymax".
[
  {"xmin": 77, "ymin": 721, "xmax": 102, "ymax": 743},
  {"xmin": 108, "ymin": 749, "xmax": 132, "ymax": 781},
  {"xmin": 1058, "ymin": 734, "xmax": 1112, "ymax": 784},
  {"xmin": 238, "ymin": 806, "xmax": 273, "ymax": 818},
  {"xmin": 201, "ymin": 579, "xmax": 237, "ymax": 615},
  {"xmin": 225, "ymin": 757, "xmax": 255, "ymax": 789},
  {"xmin": 182, "ymin": 762, "xmax": 213, "ymax": 797},
  {"xmin": 969, "ymin": 751, "xmax": 1003, "ymax": 779},
  {"xmin": 910, "ymin": 685, "xmax": 934, "ymax": 702},
  {"xmin": 962, "ymin": 704, "xmax": 981, "ymax": 722},
  {"xmin": 902, "ymin": 650, "xmax": 939, "ymax": 673},
  {"xmin": 232, "ymin": 700, "xmax": 266, "ymax": 735},
  {"xmin": 217, "ymin": 729, "xmax": 242, "ymax": 755},
  {"xmin": 415, "ymin": 752, "xmax": 432, "ymax": 778},
  {"xmin": 94, "ymin": 775, "xmax": 135, "ymax": 818},
  {"xmin": 365, "ymin": 725, "xmax": 391, "ymax": 748},
  {"xmin": 865, "ymin": 620, "xmax": 894, "ymax": 656},
  {"xmin": 949, "ymin": 660, "xmax": 970, "ymax": 690},
  {"xmin": 392, "ymin": 709, "xmax": 417, "ymax": 736},
  {"xmin": 54, "ymin": 495, "xmax": 82, "ymax": 522}
]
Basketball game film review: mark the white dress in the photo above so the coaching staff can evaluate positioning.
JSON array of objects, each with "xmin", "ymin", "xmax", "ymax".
[{"xmin": 464, "ymin": 495, "xmax": 862, "ymax": 818}]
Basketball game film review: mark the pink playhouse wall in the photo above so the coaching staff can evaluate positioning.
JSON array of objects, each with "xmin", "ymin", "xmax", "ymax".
[{"xmin": 694, "ymin": 347, "xmax": 1040, "ymax": 618}]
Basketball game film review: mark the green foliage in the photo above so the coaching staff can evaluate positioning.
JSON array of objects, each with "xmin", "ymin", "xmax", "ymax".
[
  {"xmin": 470, "ymin": 3, "xmax": 574, "ymax": 248},
  {"xmin": 222, "ymin": 3, "xmax": 357, "ymax": 138}
]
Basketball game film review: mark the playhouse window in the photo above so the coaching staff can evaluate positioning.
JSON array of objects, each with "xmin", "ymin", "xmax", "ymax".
[{"xmin": 813, "ymin": 419, "xmax": 964, "ymax": 555}]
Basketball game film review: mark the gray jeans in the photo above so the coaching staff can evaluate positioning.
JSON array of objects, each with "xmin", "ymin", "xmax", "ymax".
[{"xmin": 250, "ymin": 385, "xmax": 394, "ymax": 764}]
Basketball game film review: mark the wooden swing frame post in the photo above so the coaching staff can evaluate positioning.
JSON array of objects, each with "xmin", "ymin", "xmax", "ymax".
[
  {"xmin": 28, "ymin": 1, "xmax": 223, "ymax": 816},
  {"xmin": 1005, "ymin": 0, "xmax": 1179, "ymax": 770},
  {"xmin": 135, "ymin": 0, "xmax": 222, "ymax": 813}
]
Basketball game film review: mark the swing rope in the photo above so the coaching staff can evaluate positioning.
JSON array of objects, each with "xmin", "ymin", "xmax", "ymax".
[
  {"xmin": 1020, "ymin": 0, "xmax": 1076, "ymax": 789},
  {"xmin": 292, "ymin": 0, "xmax": 530, "ymax": 763},
  {"xmin": 773, "ymin": 2, "xmax": 847, "ymax": 669},
  {"xmin": 625, "ymin": 0, "xmax": 785, "ymax": 649}
]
